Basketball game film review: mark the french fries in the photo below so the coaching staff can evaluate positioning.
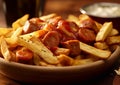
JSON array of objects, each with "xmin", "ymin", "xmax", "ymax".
[
  {"xmin": 109, "ymin": 28, "xmax": 119, "ymax": 36},
  {"xmin": 5, "ymin": 27, "xmax": 23, "ymax": 47},
  {"xmin": 0, "ymin": 28, "xmax": 12, "ymax": 36},
  {"xmin": 0, "ymin": 13, "xmax": 119, "ymax": 67},
  {"xmin": 96, "ymin": 22, "xmax": 113, "ymax": 41},
  {"xmin": 94, "ymin": 42, "xmax": 108, "ymax": 50},
  {"xmin": 79, "ymin": 42, "xmax": 111, "ymax": 59},
  {"xmin": 12, "ymin": 14, "xmax": 29, "ymax": 30},
  {"xmin": 17, "ymin": 37, "xmax": 59, "ymax": 64},
  {"xmin": 0, "ymin": 37, "xmax": 12, "ymax": 61},
  {"xmin": 39, "ymin": 13, "xmax": 57, "ymax": 21},
  {"xmin": 67, "ymin": 14, "xmax": 80, "ymax": 25},
  {"xmin": 106, "ymin": 36, "xmax": 120, "ymax": 45},
  {"xmin": 115, "ymin": 68, "xmax": 120, "ymax": 75}
]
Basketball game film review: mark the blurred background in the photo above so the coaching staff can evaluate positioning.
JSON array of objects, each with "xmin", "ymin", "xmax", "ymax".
[
  {"xmin": 1, "ymin": 0, "xmax": 120, "ymax": 27},
  {"xmin": 44, "ymin": 0, "xmax": 120, "ymax": 18},
  {"xmin": 0, "ymin": 0, "xmax": 120, "ymax": 27}
]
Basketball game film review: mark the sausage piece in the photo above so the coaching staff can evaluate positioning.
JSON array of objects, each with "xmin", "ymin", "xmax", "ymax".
[
  {"xmin": 23, "ymin": 18, "xmax": 44, "ymax": 34},
  {"xmin": 78, "ymin": 28, "xmax": 96, "ymax": 43},
  {"xmin": 16, "ymin": 47, "xmax": 33, "ymax": 64},
  {"xmin": 23, "ymin": 21, "xmax": 39, "ymax": 34},
  {"xmin": 62, "ymin": 40, "xmax": 81, "ymax": 57},
  {"xmin": 79, "ymin": 19, "xmax": 98, "ymax": 33},
  {"xmin": 42, "ymin": 31, "xmax": 60, "ymax": 48}
]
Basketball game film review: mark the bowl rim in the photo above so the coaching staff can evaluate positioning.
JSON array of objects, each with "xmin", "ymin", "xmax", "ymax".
[
  {"xmin": 80, "ymin": 2, "xmax": 120, "ymax": 18},
  {"xmin": 0, "ymin": 45, "xmax": 120, "ymax": 71}
]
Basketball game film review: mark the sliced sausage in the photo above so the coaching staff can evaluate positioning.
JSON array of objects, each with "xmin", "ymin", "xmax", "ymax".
[
  {"xmin": 16, "ymin": 47, "xmax": 33, "ymax": 64},
  {"xmin": 78, "ymin": 28, "xmax": 96, "ymax": 43},
  {"xmin": 29, "ymin": 18, "xmax": 44, "ymax": 24},
  {"xmin": 57, "ymin": 20, "xmax": 77, "ymax": 42},
  {"xmin": 23, "ymin": 18, "xmax": 44, "ymax": 34},
  {"xmin": 42, "ymin": 31, "xmax": 60, "ymax": 48},
  {"xmin": 79, "ymin": 19, "xmax": 98, "ymax": 33},
  {"xmin": 23, "ymin": 21, "xmax": 39, "ymax": 34},
  {"xmin": 69, "ymin": 21, "xmax": 79, "ymax": 33},
  {"xmin": 57, "ymin": 20, "xmax": 71, "ymax": 33},
  {"xmin": 61, "ymin": 40, "xmax": 81, "ymax": 57},
  {"xmin": 48, "ymin": 16, "xmax": 62, "ymax": 27}
]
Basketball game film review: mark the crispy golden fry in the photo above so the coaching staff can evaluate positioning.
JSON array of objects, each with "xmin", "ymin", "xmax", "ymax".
[
  {"xmin": 106, "ymin": 36, "xmax": 120, "ymax": 45},
  {"xmin": 5, "ymin": 27, "xmax": 23, "ymax": 47},
  {"xmin": 11, "ymin": 27, "xmax": 23, "ymax": 38},
  {"xmin": 33, "ymin": 53, "xmax": 41, "ymax": 66},
  {"xmin": 39, "ymin": 13, "xmax": 57, "ymax": 21},
  {"xmin": 54, "ymin": 48, "xmax": 70, "ymax": 55},
  {"xmin": 73, "ymin": 58, "xmax": 94, "ymax": 65},
  {"xmin": 12, "ymin": 14, "xmax": 29, "ymax": 30},
  {"xmin": 96, "ymin": 22, "xmax": 113, "ymax": 41},
  {"xmin": 67, "ymin": 14, "xmax": 80, "ymax": 25},
  {"xmin": 94, "ymin": 21, "xmax": 102, "ymax": 30},
  {"xmin": 79, "ymin": 41, "xmax": 111, "ymax": 59},
  {"xmin": 94, "ymin": 42, "xmax": 108, "ymax": 50},
  {"xmin": 0, "ymin": 28, "xmax": 12, "ymax": 36},
  {"xmin": 79, "ymin": 14, "xmax": 90, "ymax": 21},
  {"xmin": 17, "ymin": 37, "xmax": 59, "ymax": 64},
  {"xmin": 115, "ymin": 68, "xmax": 120, "ymax": 75},
  {"xmin": 108, "ymin": 28, "xmax": 119, "ymax": 36},
  {"xmin": 4, "ymin": 30, "xmax": 14, "ymax": 38},
  {"xmin": 20, "ymin": 30, "xmax": 47, "ymax": 40},
  {"xmin": 57, "ymin": 54, "xmax": 74, "ymax": 66},
  {"xmin": 0, "ymin": 37, "xmax": 12, "ymax": 61}
]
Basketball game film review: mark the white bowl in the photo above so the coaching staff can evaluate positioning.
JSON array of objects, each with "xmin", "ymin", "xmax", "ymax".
[{"xmin": 80, "ymin": 2, "xmax": 120, "ymax": 32}]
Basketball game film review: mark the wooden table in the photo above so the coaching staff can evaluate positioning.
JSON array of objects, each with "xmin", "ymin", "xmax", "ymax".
[{"xmin": 0, "ymin": 0, "xmax": 120, "ymax": 85}]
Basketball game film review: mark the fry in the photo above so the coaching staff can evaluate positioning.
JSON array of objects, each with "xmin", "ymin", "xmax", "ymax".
[
  {"xmin": 0, "ymin": 37, "xmax": 11, "ymax": 61},
  {"xmin": 106, "ymin": 36, "xmax": 120, "ymax": 45},
  {"xmin": 39, "ymin": 13, "xmax": 57, "ymax": 21},
  {"xmin": 5, "ymin": 27, "xmax": 23, "ymax": 47},
  {"xmin": 54, "ymin": 48, "xmax": 70, "ymax": 55},
  {"xmin": 96, "ymin": 22, "xmax": 113, "ymax": 41},
  {"xmin": 12, "ymin": 14, "xmax": 29, "ymax": 30},
  {"xmin": 33, "ymin": 53, "xmax": 41, "ymax": 66},
  {"xmin": 0, "ymin": 28, "xmax": 12, "ymax": 36},
  {"xmin": 67, "ymin": 14, "xmax": 80, "ymax": 25},
  {"xmin": 17, "ymin": 37, "xmax": 59, "ymax": 64},
  {"xmin": 79, "ymin": 41, "xmax": 111, "ymax": 59},
  {"xmin": 20, "ymin": 30, "xmax": 47, "ymax": 40},
  {"xmin": 108, "ymin": 28, "xmax": 119, "ymax": 36},
  {"xmin": 73, "ymin": 58, "xmax": 94, "ymax": 65},
  {"xmin": 57, "ymin": 54, "xmax": 74, "ymax": 66},
  {"xmin": 94, "ymin": 42, "xmax": 108, "ymax": 50},
  {"xmin": 94, "ymin": 21, "xmax": 102, "ymax": 30},
  {"xmin": 115, "ymin": 68, "xmax": 120, "ymax": 75}
]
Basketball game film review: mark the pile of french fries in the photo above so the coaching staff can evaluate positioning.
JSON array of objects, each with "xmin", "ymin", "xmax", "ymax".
[{"xmin": 0, "ymin": 13, "xmax": 120, "ymax": 67}]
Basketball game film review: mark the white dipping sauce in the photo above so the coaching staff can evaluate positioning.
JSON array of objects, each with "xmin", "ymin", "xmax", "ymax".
[{"xmin": 81, "ymin": 2, "xmax": 120, "ymax": 18}]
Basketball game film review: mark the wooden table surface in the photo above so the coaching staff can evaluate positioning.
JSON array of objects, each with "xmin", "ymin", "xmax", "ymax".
[{"xmin": 0, "ymin": 0, "xmax": 120, "ymax": 85}]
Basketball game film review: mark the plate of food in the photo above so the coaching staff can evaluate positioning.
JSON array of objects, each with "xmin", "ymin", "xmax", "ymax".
[{"xmin": 0, "ymin": 13, "xmax": 120, "ymax": 84}]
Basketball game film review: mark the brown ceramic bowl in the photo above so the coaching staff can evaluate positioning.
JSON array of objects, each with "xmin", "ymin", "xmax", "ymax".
[
  {"xmin": 80, "ymin": 2, "xmax": 120, "ymax": 32},
  {"xmin": 0, "ymin": 46, "xmax": 120, "ymax": 84}
]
